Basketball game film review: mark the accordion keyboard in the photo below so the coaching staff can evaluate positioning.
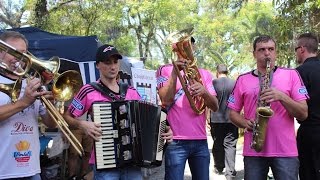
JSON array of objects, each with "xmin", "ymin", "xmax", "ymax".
[{"xmin": 92, "ymin": 103, "xmax": 118, "ymax": 169}]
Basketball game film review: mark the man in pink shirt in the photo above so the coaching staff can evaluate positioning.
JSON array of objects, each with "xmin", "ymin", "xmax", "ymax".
[
  {"xmin": 157, "ymin": 37, "xmax": 219, "ymax": 180},
  {"xmin": 228, "ymin": 35, "xmax": 308, "ymax": 180},
  {"xmin": 64, "ymin": 44, "xmax": 172, "ymax": 180}
]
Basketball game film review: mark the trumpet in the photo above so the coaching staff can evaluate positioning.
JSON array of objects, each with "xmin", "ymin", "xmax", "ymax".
[
  {"xmin": 0, "ymin": 40, "xmax": 84, "ymax": 156},
  {"xmin": 165, "ymin": 28, "xmax": 205, "ymax": 114}
]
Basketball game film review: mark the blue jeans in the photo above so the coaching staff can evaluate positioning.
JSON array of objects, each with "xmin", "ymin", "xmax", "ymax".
[
  {"xmin": 244, "ymin": 156, "xmax": 299, "ymax": 180},
  {"xmin": 93, "ymin": 166, "xmax": 142, "ymax": 180},
  {"xmin": 8, "ymin": 174, "xmax": 41, "ymax": 180},
  {"xmin": 165, "ymin": 139, "xmax": 210, "ymax": 180}
]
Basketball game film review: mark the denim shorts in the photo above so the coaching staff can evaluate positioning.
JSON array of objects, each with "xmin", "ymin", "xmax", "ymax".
[
  {"xmin": 165, "ymin": 139, "xmax": 210, "ymax": 180},
  {"xmin": 244, "ymin": 156, "xmax": 299, "ymax": 180}
]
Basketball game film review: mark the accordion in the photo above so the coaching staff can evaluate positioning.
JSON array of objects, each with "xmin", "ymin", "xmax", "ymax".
[{"xmin": 92, "ymin": 101, "xmax": 166, "ymax": 170}]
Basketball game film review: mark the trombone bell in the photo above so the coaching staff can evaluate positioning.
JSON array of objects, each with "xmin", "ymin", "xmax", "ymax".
[
  {"xmin": 0, "ymin": 78, "xmax": 22, "ymax": 102},
  {"xmin": 52, "ymin": 70, "xmax": 83, "ymax": 102}
]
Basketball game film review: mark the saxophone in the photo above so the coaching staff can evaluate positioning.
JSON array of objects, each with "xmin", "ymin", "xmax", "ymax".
[{"xmin": 251, "ymin": 58, "xmax": 274, "ymax": 152}]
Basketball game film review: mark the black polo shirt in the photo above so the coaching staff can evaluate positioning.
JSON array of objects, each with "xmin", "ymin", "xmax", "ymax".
[{"xmin": 296, "ymin": 56, "xmax": 320, "ymax": 126}]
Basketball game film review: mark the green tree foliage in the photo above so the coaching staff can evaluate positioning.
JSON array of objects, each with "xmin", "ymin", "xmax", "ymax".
[
  {"xmin": 122, "ymin": 0, "xmax": 199, "ymax": 65},
  {"xmin": 196, "ymin": 1, "xmax": 276, "ymax": 75},
  {"xmin": 2, "ymin": 0, "xmax": 318, "ymax": 73},
  {"xmin": 0, "ymin": 0, "xmax": 28, "ymax": 28},
  {"xmin": 273, "ymin": 0, "xmax": 320, "ymax": 67}
]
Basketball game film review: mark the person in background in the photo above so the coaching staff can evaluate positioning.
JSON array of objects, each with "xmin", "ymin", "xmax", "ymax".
[
  {"xmin": 68, "ymin": 113, "xmax": 93, "ymax": 180},
  {"xmin": 157, "ymin": 36, "xmax": 219, "ymax": 180},
  {"xmin": 64, "ymin": 44, "xmax": 172, "ymax": 180},
  {"xmin": 228, "ymin": 35, "xmax": 308, "ymax": 180},
  {"xmin": 210, "ymin": 64, "xmax": 238, "ymax": 180},
  {"xmin": 295, "ymin": 32, "xmax": 320, "ymax": 180},
  {"xmin": 0, "ymin": 31, "xmax": 56, "ymax": 179}
]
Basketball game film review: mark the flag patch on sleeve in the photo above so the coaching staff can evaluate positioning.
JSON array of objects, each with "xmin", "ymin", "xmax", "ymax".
[
  {"xmin": 298, "ymin": 86, "xmax": 308, "ymax": 95},
  {"xmin": 72, "ymin": 99, "xmax": 84, "ymax": 110},
  {"xmin": 157, "ymin": 76, "xmax": 168, "ymax": 85},
  {"xmin": 228, "ymin": 95, "xmax": 235, "ymax": 104}
]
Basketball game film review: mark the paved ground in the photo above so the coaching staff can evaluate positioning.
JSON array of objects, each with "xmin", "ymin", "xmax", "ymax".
[{"xmin": 143, "ymin": 132, "xmax": 245, "ymax": 180}]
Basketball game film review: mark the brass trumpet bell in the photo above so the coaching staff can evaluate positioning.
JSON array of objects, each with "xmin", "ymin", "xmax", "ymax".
[{"xmin": 0, "ymin": 78, "xmax": 22, "ymax": 102}]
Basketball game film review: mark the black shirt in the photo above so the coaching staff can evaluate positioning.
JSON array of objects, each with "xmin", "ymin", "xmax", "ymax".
[{"xmin": 296, "ymin": 56, "xmax": 320, "ymax": 126}]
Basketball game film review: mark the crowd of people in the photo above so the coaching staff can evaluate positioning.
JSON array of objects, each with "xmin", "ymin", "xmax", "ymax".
[{"xmin": 0, "ymin": 29, "xmax": 319, "ymax": 180}]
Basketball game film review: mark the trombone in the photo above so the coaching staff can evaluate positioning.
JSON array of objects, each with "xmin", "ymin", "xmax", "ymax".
[{"xmin": 0, "ymin": 40, "xmax": 84, "ymax": 156}]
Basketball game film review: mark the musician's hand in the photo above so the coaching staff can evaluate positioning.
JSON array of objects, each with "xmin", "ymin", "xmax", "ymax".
[
  {"xmin": 189, "ymin": 82, "xmax": 206, "ymax": 97},
  {"xmin": 20, "ymin": 78, "xmax": 44, "ymax": 106},
  {"xmin": 40, "ymin": 86, "xmax": 54, "ymax": 101},
  {"xmin": 79, "ymin": 121, "xmax": 102, "ymax": 141},
  {"xmin": 260, "ymin": 87, "xmax": 283, "ymax": 103},
  {"xmin": 244, "ymin": 120, "xmax": 255, "ymax": 132},
  {"xmin": 162, "ymin": 126, "xmax": 173, "ymax": 143},
  {"xmin": 173, "ymin": 58, "xmax": 187, "ymax": 71},
  {"xmin": 172, "ymin": 46, "xmax": 188, "ymax": 71}
]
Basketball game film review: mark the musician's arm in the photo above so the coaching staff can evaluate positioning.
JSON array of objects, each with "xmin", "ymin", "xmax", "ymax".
[
  {"xmin": 202, "ymin": 90, "xmax": 218, "ymax": 112},
  {"xmin": 0, "ymin": 101, "xmax": 30, "ymax": 122},
  {"xmin": 229, "ymin": 109, "xmax": 254, "ymax": 130},
  {"xmin": 158, "ymin": 70, "xmax": 178, "ymax": 107},
  {"xmin": 63, "ymin": 110, "xmax": 81, "ymax": 129},
  {"xmin": 64, "ymin": 110, "xmax": 102, "ymax": 141},
  {"xmin": 40, "ymin": 113, "xmax": 56, "ymax": 128},
  {"xmin": 190, "ymin": 80, "xmax": 218, "ymax": 112}
]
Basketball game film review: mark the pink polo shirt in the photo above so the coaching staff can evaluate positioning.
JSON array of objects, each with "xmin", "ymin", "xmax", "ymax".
[
  {"xmin": 157, "ymin": 64, "xmax": 216, "ymax": 139},
  {"xmin": 68, "ymin": 80, "xmax": 141, "ymax": 164},
  {"xmin": 227, "ymin": 67, "xmax": 308, "ymax": 157}
]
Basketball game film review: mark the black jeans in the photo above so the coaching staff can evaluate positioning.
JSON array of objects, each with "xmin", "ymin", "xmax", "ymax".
[
  {"xmin": 297, "ymin": 125, "xmax": 320, "ymax": 180},
  {"xmin": 210, "ymin": 123, "xmax": 238, "ymax": 177}
]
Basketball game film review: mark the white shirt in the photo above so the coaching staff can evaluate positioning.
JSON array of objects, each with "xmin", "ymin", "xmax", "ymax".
[{"xmin": 0, "ymin": 76, "xmax": 46, "ymax": 179}]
